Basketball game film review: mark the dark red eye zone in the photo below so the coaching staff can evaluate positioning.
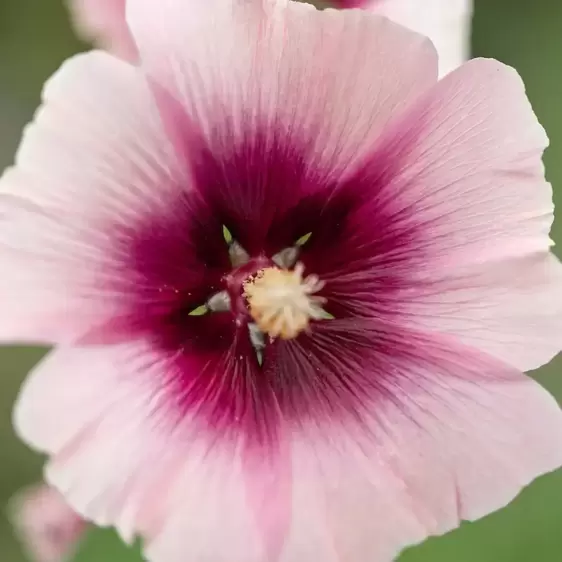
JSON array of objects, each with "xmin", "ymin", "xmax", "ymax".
[{"xmin": 86, "ymin": 121, "xmax": 425, "ymax": 447}]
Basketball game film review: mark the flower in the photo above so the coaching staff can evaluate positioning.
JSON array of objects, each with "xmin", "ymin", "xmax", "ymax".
[
  {"xmin": 9, "ymin": 484, "xmax": 87, "ymax": 562},
  {"xmin": 67, "ymin": 0, "xmax": 137, "ymax": 60},
  {"xmin": 5, "ymin": 0, "xmax": 562, "ymax": 561},
  {"xmin": 330, "ymin": 0, "xmax": 473, "ymax": 75}
]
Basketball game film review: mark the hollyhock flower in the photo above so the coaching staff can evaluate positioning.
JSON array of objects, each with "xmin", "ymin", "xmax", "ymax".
[
  {"xmin": 67, "ymin": 0, "xmax": 137, "ymax": 60},
  {"xmin": 4, "ymin": 0, "xmax": 562, "ymax": 561},
  {"xmin": 331, "ymin": 0, "xmax": 473, "ymax": 75},
  {"xmin": 9, "ymin": 484, "xmax": 87, "ymax": 562}
]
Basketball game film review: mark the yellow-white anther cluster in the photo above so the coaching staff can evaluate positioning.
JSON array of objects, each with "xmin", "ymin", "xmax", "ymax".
[{"xmin": 243, "ymin": 263, "xmax": 326, "ymax": 340}]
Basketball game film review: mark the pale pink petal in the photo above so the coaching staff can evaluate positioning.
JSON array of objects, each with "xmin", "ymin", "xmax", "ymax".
[
  {"xmin": 68, "ymin": 0, "xmax": 137, "ymax": 60},
  {"xmin": 10, "ymin": 484, "xmax": 87, "ymax": 562},
  {"xmin": 127, "ymin": 0, "xmax": 437, "ymax": 174},
  {"xmin": 408, "ymin": 254, "xmax": 562, "ymax": 373},
  {"xmin": 14, "ymin": 326, "xmax": 562, "ymax": 562},
  {"xmin": 373, "ymin": 0, "xmax": 473, "ymax": 75},
  {"xmin": 17, "ymin": 337, "xmax": 294, "ymax": 559},
  {"xmin": 14, "ymin": 342, "xmax": 181, "ymax": 541},
  {"xmin": 13, "ymin": 342, "xmax": 283, "ymax": 559},
  {"xmin": 347, "ymin": 58, "xmax": 562, "ymax": 371},
  {"xmin": 21, "ymin": 331, "xmax": 562, "ymax": 562},
  {"xmin": 0, "ymin": 51, "xmax": 184, "ymax": 344},
  {"xmin": 144, "ymin": 446, "xmax": 293, "ymax": 562},
  {"xmin": 278, "ymin": 332, "xmax": 562, "ymax": 562}
]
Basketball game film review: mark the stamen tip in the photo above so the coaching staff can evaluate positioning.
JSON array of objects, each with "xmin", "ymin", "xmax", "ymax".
[
  {"xmin": 222, "ymin": 225, "xmax": 233, "ymax": 244},
  {"xmin": 188, "ymin": 304, "xmax": 208, "ymax": 316}
]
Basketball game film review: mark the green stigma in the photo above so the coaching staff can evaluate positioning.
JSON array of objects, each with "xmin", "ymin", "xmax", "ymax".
[
  {"xmin": 222, "ymin": 225, "xmax": 233, "ymax": 245},
  {"xmin": 295, "ymin": 232, "xmax": 312, "ymax": 246},
  {"xmin": 188, "ymin": 304, "xmax": 209, "ymax": 316}
]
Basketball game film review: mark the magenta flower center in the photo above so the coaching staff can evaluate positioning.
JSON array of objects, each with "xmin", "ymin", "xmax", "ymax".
[
  {"xmin": 103, "ymin": 125, "xmax": 422, "ymax": 445},
  {"xmin": 205, "ymin": 232, "xmax": 330, "ymax": 362}
]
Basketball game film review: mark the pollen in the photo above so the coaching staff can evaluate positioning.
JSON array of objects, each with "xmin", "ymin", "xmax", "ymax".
[{"xmin": 243, "ymin": 263, "xmax": 327, "ymax": 340}]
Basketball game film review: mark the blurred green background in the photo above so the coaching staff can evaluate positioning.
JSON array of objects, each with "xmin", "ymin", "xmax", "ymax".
[{"xmin": 1, "ymin": 0, "xmax": 562, "ymax": 561}]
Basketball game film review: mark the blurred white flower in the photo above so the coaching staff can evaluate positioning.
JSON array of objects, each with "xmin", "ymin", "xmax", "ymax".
[{"xmin": 332, "ymin": 0, "xmax": 473, "ymax": 75}]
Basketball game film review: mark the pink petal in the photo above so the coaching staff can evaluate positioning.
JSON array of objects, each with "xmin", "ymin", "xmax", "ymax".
[
  {"xmin": 0, "ymin": 51, "xmax": 185, "ymax": 344},
  {"xmin": 13, "ymin": 341, "xmax": 286, "ymax": 559},
  {"xmin": 10, "ymin": 483, "xmax": 87, "ymax": 562},
  {"xmin": 15, "ymin": 330, "xmax": 562, "ymax": 562},
  {"xmin": 127, "ymin": 0, "xmax": 437, "ymax": 175},
  {"xmin": 346, "ymin": 58, "xmax": 562, "ymax": 371},
  {"xmin": 68, "ymin": 0, "xmax": 137, "ymax": 60},
  {"xmin": 372, "ymin": 0, "xmax": 473, "ymax": 75},
  {"xmin": 281, "ymin": 333, "xmax": 562, "ymax": 562},
  {"xmin": 14, "ymin": 342, "xmax": 186, "ymax": 541}
]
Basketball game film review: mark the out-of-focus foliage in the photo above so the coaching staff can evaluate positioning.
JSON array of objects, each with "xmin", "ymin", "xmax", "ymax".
[{"xmin": 0, "ymin": 1, "xmax": 561, "ymax": 561}]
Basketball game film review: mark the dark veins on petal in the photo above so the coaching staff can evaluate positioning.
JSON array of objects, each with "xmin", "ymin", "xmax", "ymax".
[{"xmin": 102, "ymin": 120, "xmax": 428, "ymax": 447}]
